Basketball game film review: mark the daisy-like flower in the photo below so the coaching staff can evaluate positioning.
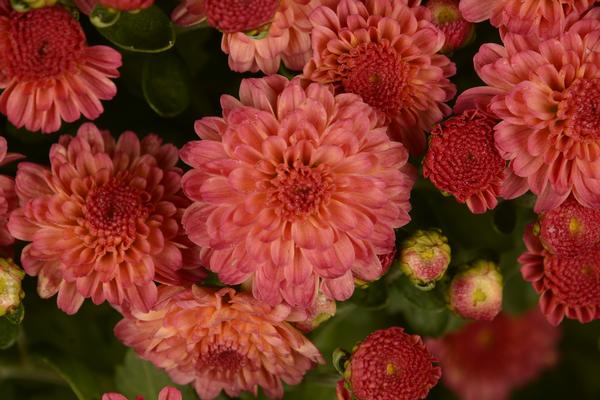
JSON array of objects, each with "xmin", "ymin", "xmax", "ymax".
[
  {"xmin": 0, "ymin": 136, "xmax": 22, "ymax": 249},
  {"xmin": 7, "ymin": 124, "xmax": 205, "ymax": 315},
  {"xmin": 520, "ymin": 200, "xmax": 600, "ymax": 325},
  {"xmin": 115, "ymin": 285, "xmax": 324, "ymax": 400},
  {"xmin": 171, "ymin": 0, "xmax": 318, "ymax": 74},
  {"xmin": 181, "ymin": 75, "xmax": 416, "ymax": 308},
  {"xmin": 463, "ymin": 10, "xmax": 600, "ymax": 211},
  {"xmin": 427, "ymin": 309, "xmax": 561, "ymax": 400},
  {"xmin": 0, "ymin": 2, "xmax": 121, "ymax": 133},
  {"xmin": 303, "ymin": 0, "xmax": 456, "ymax": 154},
  {"xmin": 103, "ymin": 387, "xmax": 181, "ymax": 400},
  {"xmin": 460, "ymin": 0, "xmax": 597, "ymax": 39},
  {"xmin": 344, "ymin": 327, "xmax": 441, "ymax": 400}
]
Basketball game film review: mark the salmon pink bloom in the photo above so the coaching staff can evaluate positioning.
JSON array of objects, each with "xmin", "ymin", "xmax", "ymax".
[
  {"xmin": 464, "ymin": 11, "xmax": 600, "ymax": 211},
  {"xmin": 346, "ymin": 327, "xmax": 441, "ymax": 400},
  {"xmin": 115, "ymin": 286, "xmax": 324, "ymax": 400},
  {"xmin": 427, "ymin": 309, "xmax": 560, "ymax": 400},
  {"xmin": 172, "ymin": 0, "xmax": 317, "ymax": 74},
  {"xmin": 0, "ymin": 136, "xmax": 22, "ymax": 249},
  {"xmin": 303, "ymin": 0, "xmax": 456, "ymax": 154},
  {"xmin": 103, "ymin": 387, "xmax": 181, "ymax": 400},
  {"xmin": 0, "ymin": 2, "xmax": 121, "ymax": 133},
  {"xmin": 181, "ymin": 75, "xmax": 416, "ymax": 308},
  {"xmin": 460, "ymin": 0, "xmax": 597, "ymax": 39},
  {"xmin": 7, "ymin": 124, "xmax": 205, "ymax": 315}
]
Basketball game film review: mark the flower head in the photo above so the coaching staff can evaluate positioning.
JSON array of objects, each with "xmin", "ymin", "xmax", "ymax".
[
  {"xmin": 427, "ymin": 309, "xmax": 560, "ymax": 400},
  {"xmin": 8, "ymin": 124, "xmax": 205, "ymax": 315},
  {"xmin": 115, "ymin": 286, "xmax": 324, "ymax": 400},
  {"xmin": 172, "ymin": 0, "xmax": 317, "ymax": 74},
  {"xmin": 460, "ymin": 0, "xmax": 596, "ymax": 39},
  {"xmin": 99, "ymin": 0, "xmax": 153, "ymax": 11},
  {"xmin": 399, "ymin": 229, "xmax": 451, "ymax": 289},
  {"xmin": 449, "ymin": 260, "xmax": 503, "ymax": 321},
  {"xmin": 0, "ymin": 258, "xmax": 24, "ymax": 317},
  {"xmin": 346, "ymin": 327, "xmax": 441, "ymax": 400},
  {"xmin": 464, "ymin": 11, "xmax": 600, "ymax": 211},
  {"xmin": 427, "ymin": 0, "xmax": 475, "ymax": 52},
  {"xmin": 423, "ymin": 109, "xmax": 507, "ymax": 214},
  {"xmin": 103, "ymin": 387, "xmax": 181, "ymax": 400},
  {"xmin": 0, "ymin": 3, "xmax": 121, "ymax": 133},
  {"xmin": 520, "ymin": 219, "xmax": 600, "ymax": 325},
  {"xmin": 303, "ymin": 0, "xmax": 456, "ymax": 154},
  {"xmin": 181, "ymin": 75, "xmax": 416, "ymax": 309}
]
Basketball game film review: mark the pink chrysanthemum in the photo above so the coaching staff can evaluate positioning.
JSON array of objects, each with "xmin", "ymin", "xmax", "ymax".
[
  {"xmin": 0, "ymin": 136, "xmax": 22, "ymax": 249},
  {"xmin": 427, "ymin": 309, "xmax": 561, "ymax": 400},
  {"xmin": 303, "ymin": 0, "xmax": 456, "ymax": 154},
  {"xmin": 0, "ymin": 2, "xmax": 121, "ymax": 134},
  {"xmin": 462, "ymin": 10, "xmax": 600, "ymax": 211},
  {"xmin": 181, "ymin": 75, "xmax": 416, "ymax": 308},
  {"xmin": 347, "ymin": 327, "xmax": 441, "ymax": 400},
  {"xmin": 520, "ymin": 209, "xmax": 600, "ymax": 325},
  {"xmin": 423, "ymin": 109, "xmax": 508, "ymax": 213},
  {"xmin": 171, "ymin": 0, "xmax": 317, "ymax": 74},
  {"xmin": 99, "ymin": 0, "xmax": 153, "ymax": 11},
  {"xmin": 103, "ymin": 387, "xmax": 181, "ymax": 400},
  {"xmin": 115, "ymin": 286, "xmax": 324, "ymax": 400},
  {"xmin": 7, "ymin": 124, "xmax": 205, "ymax": 315},
  {"xmin": 460, "ymin": 0, "xmax": 597, "ymax": 39}
]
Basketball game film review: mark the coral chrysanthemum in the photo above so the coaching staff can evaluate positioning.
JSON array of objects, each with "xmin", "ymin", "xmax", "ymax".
[
  {"xmin": 303, "ymin": 0, "xmax": 456, "ymax": 154},
  {"xmin": 181, "ymin": 75, "xmax": 416, "ymax": 308},
  {"xmin": 115, "ymin": 286, "xmax": 324, "ymax": 400},
  {"xmin": 0, "ymin": 2, "xmax": 121, "ymax": 133},
  {"xmin": 0, "ymin": 136, "xmax": 22, "ymax": 249},
  {"xmin": 427, "ymin": 309, "xmax": 560, "ymax": 400},
  {"xmin": 99, "ymin": 0, "xmax": 153, "ymax": 11},
  {"xmin": 423, "ymin": 109, "xmax": 507, "ymax": 213},
  {"xmin": 103, "ymin": 387, "xmax": 181, "ymax": 400},
  {"xmin": 171, "ymin": 0, "xmax": 317, "ymax": 74},
  {"xmin": 7, "ymin": 124, "xmax": 205, "ymax": 315},
  {"xmin": 346, "ymin": 327, "xmax": 441, "ymax": 400},
  {"xmin": 520, "ymin": 202, "xmax": 600, "ymax": 325},
  {"xmin": 460, "ymin": 0, "xmax": 597, "ymax": 39},
  {"xmin": 463, "ymin": 10, "xmax": 600, "ymax": 211}
]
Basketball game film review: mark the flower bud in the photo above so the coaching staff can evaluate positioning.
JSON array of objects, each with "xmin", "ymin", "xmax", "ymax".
[
  {"xmin": 10, "ymin": 0, "xmax": 57, "ymax": 12},
  {"xmin": 449, "ymin": 260, "xmax": 503, "ymax": 321},
  {"xmin": 426, "ymin": 0, "xmax": 475, "ymax": 53},
  {"xmin": 399, "ymin": 229, "xmax": 451, "ymax": 289},
  {"xmin": 295, "ymin": 291, "xmax": 336, "ymax": 332},
  {"xmin": 0, "ymin": 258, "xmax": 25, "ymax": 318}
]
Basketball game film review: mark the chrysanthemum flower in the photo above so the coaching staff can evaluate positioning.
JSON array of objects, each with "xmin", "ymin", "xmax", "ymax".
[
  {"xmin": 463, "ymin": 10, "xmax": 600, "ymax": 211},
  {"xmin": 114, "ymin": 286, "xmax": 324, "ymax": 400},
  {"xmin": 171, "ymin": 0, "xmax": 317, "ymax": 74},
  {"xmin": 7, "ymin": 123, "xmax": 205, "ymax": 315},
  {"xmin": 423, "ymin": 110, "xmax": 508, "ymax": 213},
  {"xmin": 427, "ymin": 309, "xmax": 561, "ymax": 400},
  {"xmin": 460, "ymin": 0, "xmax": 597, "ymax": 39},
  {"xmin": 449, "ymin": 260, "xmax": 503, "ymax": 321},
  {"xmin": 0, "ymin": 2, "xmax": 121, "ymax": 133},
  {"xmin": 181, "ymin": 75, "xmax": 416, "ymax": 308},
  {"xmin": 520, "ymin": 216, "xmax": 600, "ymax": 325},
  {"xmin": 103, "ymin": 387, "xmax": 181, "ymax": 400},
  {"xmin": 346, "ymin": 327, "xmax": 441, "ymax": 400},
  {"xmin": 303, "ymin": 0, "xmax": 456, "ymax": 154},
  {"xmin": 99, "ymin": 0, "xmax": 153, "ymax": 11},
  {"xmin": 0, "ymin": 136, "xmax": 22, "ymax": 249},
  {"xmin": 427, "ymin": 0, "xmax": 475, "ymax": 53}
]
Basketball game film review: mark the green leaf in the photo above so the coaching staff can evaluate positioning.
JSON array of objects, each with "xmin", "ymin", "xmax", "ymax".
[
  {"xmin": 41, "ymin": 357, "xmax": 100, "ymax": 400},
  {"xmin": 97, "ymin": 6, "xmax": 175, "ymax": 53},
  {"xmin": 0, "ymin": 317, "xmax": 19, "ymax": 349},
  {"xmin": 115, "ymin": 350, "xmax": 197, "ymax": 400},
  {"xmin": 142, "ymin": 52, "xmax": 192, "ymax": 117}
]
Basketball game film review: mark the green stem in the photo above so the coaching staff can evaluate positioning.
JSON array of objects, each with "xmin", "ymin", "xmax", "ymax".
[{"xmin": 0, "ymin": 364, "xmax": 66, "ymax": 386}]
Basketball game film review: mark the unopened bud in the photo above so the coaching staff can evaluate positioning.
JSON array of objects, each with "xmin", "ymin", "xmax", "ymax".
[
  {"xmin": 399, "ymin": 229, "xmax": 451, "ymax": 290},
  {"xmin": 0, "ymin": 259, "xmax": 25, "ymax": 318},
  {"xmin": 449, "ymin": 260, "xmax": 502, "ymax": 321},
  {"xmin": 296, "ymin": 292, "xmax": 336, "ymax": 332},
  {"xmin": 427, "ymin": 0, "xmax": 475, "ymax": 53}
]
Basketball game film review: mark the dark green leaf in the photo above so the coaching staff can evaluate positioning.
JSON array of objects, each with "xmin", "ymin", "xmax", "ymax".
[
  {"xmin": 97, "ymin": 6, "xmax": 175, "ymax": 53},
  {"xmin": 142, "ymin": 52, "xmax": 192, "ymax": 117}
]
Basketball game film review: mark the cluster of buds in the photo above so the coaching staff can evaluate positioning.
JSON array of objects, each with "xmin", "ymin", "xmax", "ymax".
[
  {"xmin": 0, "ymin": 258, "xmax": 25, "ymax": 318},
  {"xmin": 399, "ymin": 229, "xmax": 451, "ymax": 290}
]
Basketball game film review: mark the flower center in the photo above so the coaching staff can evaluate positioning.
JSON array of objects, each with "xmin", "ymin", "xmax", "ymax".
[
  {"xmin": 267, "ymin": 161, "xmax": 334, "ymax": 221},
  {"xmin": 203, "ymin": 0, "xmax": 280, "ymax": 33},
  {"xmin": 339, "ymin": 42, "xmax": 409, "ymax": 117},
  {"xmin": 561, "ymin": 78, "xmax": 600, "ymax": 142},
  {"xmin": 200, "ymin": 345, "xmax": 246, "ymax": 372},
  {"xmin": 85, "ymin": 178, "xmax": 147, "ymax": 237},
  {"xmin": 5, "ymin": 6, "xmax": 85, "ymax": 81}
]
